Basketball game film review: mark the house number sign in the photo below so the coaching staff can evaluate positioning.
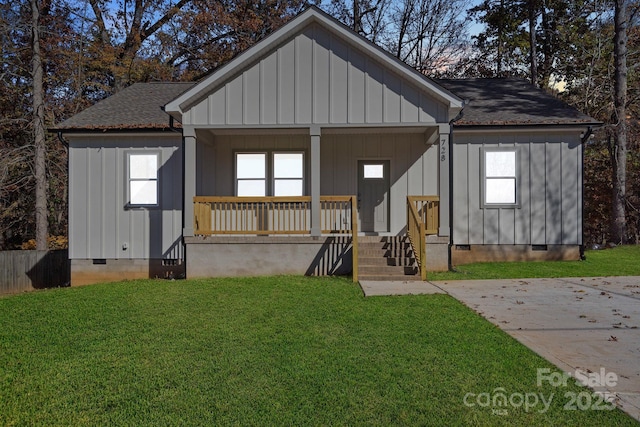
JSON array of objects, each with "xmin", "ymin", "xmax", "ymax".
[{"xmin": 440, "ymin": 138, "xmax": 447, "ymax": 162}]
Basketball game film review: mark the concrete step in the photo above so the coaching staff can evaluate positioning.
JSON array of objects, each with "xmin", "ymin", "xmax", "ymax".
[
  {"xmin": 357, "ymin": 248, "xmax": 415, "ymax": 257},
  {"xmin": 356, "ymin": 235, "xmax": 420, "ymax": 281},
  {"xmin": 358, "ymin": 237, "xmax": 410, "ymax": 245},
  {"xmin": 358, "ymin": 265, "xmax": 419, "ymax": 275},
  {"xmin": 358, "ymin": 274, "xmax": 423, "ymax": 282},
  {"xmin": 357, "ymin": 256, "xmax": 417, "ymax": 267},
  {"xmin": 358, "ymin": 243, "xmax": 413, "ymax": 251}
]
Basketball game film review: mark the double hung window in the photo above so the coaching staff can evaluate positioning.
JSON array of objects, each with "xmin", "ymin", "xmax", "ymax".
[
  {"xmin": 235, "ymin": 152, "xmax": 304, "ymax": 197},
  {"xmin": 128, "ymin": 152, "xmax": 159, "ymax": 206},
  {"xmin": 236, "ymin": 153, "xmax": 267, "ymax": 197},
  {"xmin": 483, "ymin": 150, "xmax": 517, "ymax": 206}
]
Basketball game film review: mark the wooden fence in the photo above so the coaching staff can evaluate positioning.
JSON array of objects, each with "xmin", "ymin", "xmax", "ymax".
[{"xmin": 0, "ymin": 250, "xmax": 69, "ymax": 295}]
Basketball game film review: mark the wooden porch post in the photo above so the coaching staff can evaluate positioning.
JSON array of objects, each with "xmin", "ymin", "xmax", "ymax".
[
  {"xmin": 183, "ymin": 127, "xmax": 197, "ymax": 237},
  {"xmin": 310, "ymin": 126, "xmax": 321, "ymax": 237},
  {"xmin": 438, "ymin": 124, "xmax": 450, "ymax": 236}
]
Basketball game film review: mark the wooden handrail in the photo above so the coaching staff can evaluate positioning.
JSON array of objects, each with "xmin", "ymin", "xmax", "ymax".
[
  {"xmin": 408, "ymin": 196, "xmax": 440, "ymax": 235},
  {"xmin": 406, "ymin": 196, "xmax": 439, "ymax": 281},
  {"xmin": 350, "ymin": 195, "xmax": 358, "ymax": 283},
  {"xmin": 194, "ymin": 196, "xmax": 310, "ymax": 203},
  {"xmin": 407, "ymin": 199, "xmax": 427, "ymax": 281}
]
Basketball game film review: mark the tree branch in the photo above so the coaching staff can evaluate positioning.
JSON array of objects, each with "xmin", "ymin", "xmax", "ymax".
[{"xmin": 88, "ymin": 0, "xmax": 110, "ymax": 44}]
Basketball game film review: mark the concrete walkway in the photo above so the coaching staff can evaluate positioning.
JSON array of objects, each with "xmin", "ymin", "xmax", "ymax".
[{"xmin": 360, "ymin": 276, "xmax": 640, "ymax": 421}]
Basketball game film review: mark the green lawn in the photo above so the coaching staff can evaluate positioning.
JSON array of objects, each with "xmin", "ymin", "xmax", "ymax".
[
  {"xmin": 0, "ymin": 276, "xmax": 635, "ymax": 425},
  {"xmin": 429, "ymin": 245, "xmax": 640, "ymax": 281}
]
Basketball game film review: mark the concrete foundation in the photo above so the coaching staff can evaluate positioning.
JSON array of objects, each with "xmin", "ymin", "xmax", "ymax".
[
  {"xmin": 71, "ymin": 240, "xmax": 575, "ymax": 284},
  {"xmin": 185, "ymin": 236, "xmax": 353, "ymax": 278},
  {"xmin": 451, "ymin": 244, "xmax": 581, "ymax": 266},
  {"xmin": 70, "ymin": 259, "xmax": 185, "ymax": 286},
  {"xmin": 425, "ymin": 235, "xmax": 449, "ymax": 271}
]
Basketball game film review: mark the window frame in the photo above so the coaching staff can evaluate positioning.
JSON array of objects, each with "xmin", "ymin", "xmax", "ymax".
[
  {"xmin": 481, "ymin": 148, "xmax": 519, "ymax": 208},
  {"xmin": 234, "ymin": 150, "xmax": 306, "ymax": 197},
  {"xmin": 126, "ymin": 151, "xmax": 160, "ymax": 208},
  {"xmin": 272, "ymin": 152, "xmax": 305, "ymax": 197},
  {"xmin": 235, "ymin": 152, "xmax": 268, "ymax": 197}
]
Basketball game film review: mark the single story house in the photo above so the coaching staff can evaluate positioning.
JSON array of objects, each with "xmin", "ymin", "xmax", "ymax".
[{"xmin": 52, "ymin": 6, "xmax": 600, "ymax": 285}]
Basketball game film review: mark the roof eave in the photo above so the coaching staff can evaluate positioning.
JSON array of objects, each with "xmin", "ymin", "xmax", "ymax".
[
  {"xmin": 49, "ymin": 126, "xmax": 180, "ymax": 133},
  {"xmin": 452, "ymin": 121, "xmax": 604, "ymax": 130}
]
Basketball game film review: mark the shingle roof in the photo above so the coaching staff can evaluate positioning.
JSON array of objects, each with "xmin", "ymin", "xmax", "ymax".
[
  {"xmin": 437, "ymin": 78, "xmax": 599, "ymax": 126},
  {"xmin": 52, "ymin": 82, "xmax": 196, "ymax": 131},
  {"xmin": 53, "ymin": 78, "xmax": 598, "ymax": 131}
]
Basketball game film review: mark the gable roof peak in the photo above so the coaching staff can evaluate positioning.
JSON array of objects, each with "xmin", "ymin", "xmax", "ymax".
[{"xmin": 164, "ymin": 6, "xmax": 462, "ymax": 119}]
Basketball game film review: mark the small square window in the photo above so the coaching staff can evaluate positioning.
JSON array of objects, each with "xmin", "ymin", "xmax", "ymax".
[{"xmin": 364, "ymin": 164, "xmax": 384, "ymax": 179}]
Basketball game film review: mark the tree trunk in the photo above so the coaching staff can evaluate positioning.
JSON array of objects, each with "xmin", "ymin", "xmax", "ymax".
[
  {"xmin": 496, "ymin": 0, "xmax": 504, "ymax": 75},
  {"xmin": 611, "ymin": 0, "xmax": 628, "ymax": 244},
  {"xmin": 31, "ymin": 0, "xmax": 47, "ymax": 251},
  {"xmin": 539, "ymin": 0, "xmax": 553, "ymax": 89},
  {"xmin": 354, "ymin": 0, "xmax": 361, "ymax": 34},
  {"xmin": 528, "ymin": 0, "xmax": 538, "ymax": 86}
]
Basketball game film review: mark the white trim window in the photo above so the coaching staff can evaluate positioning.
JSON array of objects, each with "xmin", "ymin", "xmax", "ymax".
[
  {"xmin": 484, "ymin": 150, "xmax": 517, "ymax": 206},
  {"xmin": 235, "ymin": 151, "xmax": 304, "ymax": 197},
  {"xmin": 128, "ymin": 152, "xmax": 159, "ymax": 206},
  {"xmin": 236, "ymin": 153, "xmax": 267, "ymax": 196},
  {"xmin": 273, "ymin": 152, "xmax": 304, "ymax": 196}
]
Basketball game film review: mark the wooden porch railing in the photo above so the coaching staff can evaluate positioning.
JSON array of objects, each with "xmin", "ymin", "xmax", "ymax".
[
  {"xmin": 409, "ymin": 196, "xmax": 439, "ymax": 235},
  {"xmin": 193, "ymin": 196, "xmax": 359, "ymax": 281},
  {"xmin": 406, "ymin": 196, "xmax": 440, "ymax": 281}
]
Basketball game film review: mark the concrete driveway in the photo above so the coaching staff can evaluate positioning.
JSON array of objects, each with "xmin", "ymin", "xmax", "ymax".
[{"xmin": 433, "ymin": 276, "xmax": 640, "ymax": 422}]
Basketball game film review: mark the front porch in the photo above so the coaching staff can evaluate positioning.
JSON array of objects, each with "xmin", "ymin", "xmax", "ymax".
[{"xmin": 187, "ymin": 195, "xmax": 444, "ymax": 281}]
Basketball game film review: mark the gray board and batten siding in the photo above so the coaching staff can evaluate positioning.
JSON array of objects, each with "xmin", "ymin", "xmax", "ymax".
[
  {"xmin": 68, "ymin": 134, "xmax": 183, "ymax": 261},
  {"xmin": 175, "ymin": 22, "xmax": 453, "ymax": 127},
  {"xmin": 452, "ymin": 130, "xmax": 583, "ymax": 247}
]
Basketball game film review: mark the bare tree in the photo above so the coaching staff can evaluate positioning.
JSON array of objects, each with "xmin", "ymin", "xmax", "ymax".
[
  {"xmin": 528, "ymin": 0, "xmax": 538, "ymax": 85},
  {"xmin": 30, "ymin": 0, "xmax": 47, "ymax": 250},
  {"xmin": 610, "ymin": 0, "xmax": 629, "ymax": 244},
  {"xmin": 388, "ymin": 0, "xmax": 470, "ymax": 75}
]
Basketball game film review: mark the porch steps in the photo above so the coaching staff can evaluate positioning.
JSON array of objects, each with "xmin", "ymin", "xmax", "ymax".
[{"xmin": 357, "ymin": 236, "xmax": 421, "ymax": 281}]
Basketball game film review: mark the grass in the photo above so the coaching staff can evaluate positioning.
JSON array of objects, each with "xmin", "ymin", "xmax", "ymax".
[
  {"xmin": 0, "ymin": 276, "xmax": 636, "ymax": 426},
  {"xmin": 429, "ymin": 245, "xmax": 640, "ymax": 281}
]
